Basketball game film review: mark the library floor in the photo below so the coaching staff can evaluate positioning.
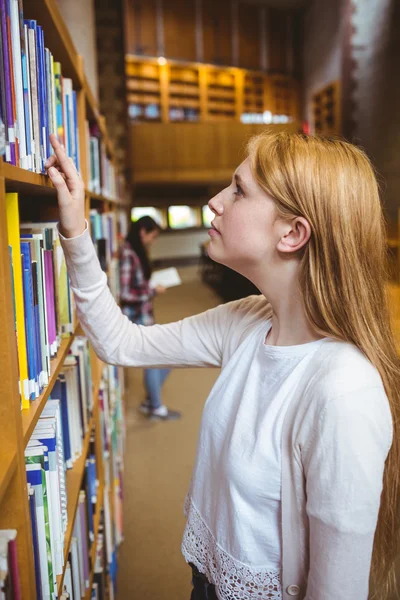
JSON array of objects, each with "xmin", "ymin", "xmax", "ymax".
[
  {"xmin": 116, "ymin": 265, "xmax": 221, "ymax": 600},
  {"xmin": 115, "ymin": 268, "xmax": 400, "ymax": 600}
]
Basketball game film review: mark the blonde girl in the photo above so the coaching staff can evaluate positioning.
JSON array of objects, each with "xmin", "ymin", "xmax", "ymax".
[{"xmin": 46, "ymin": 131, "xmax": 399, "ymax": 600}]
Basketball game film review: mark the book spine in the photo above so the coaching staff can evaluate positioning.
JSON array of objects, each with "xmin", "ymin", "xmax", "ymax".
[
  {"xmin": 1, "ymin": 0, "xmax": 15, "ymax": 163},
  {"xmin": 72, "ymin": 90, "xmax": 80, "ymax": 172},
  {"xmin": 10, "ymin": 0, "xmax": 27, "ymax": 168},
  {"xmin": 26, "ymin": 22, "xmax": 41, "ymax": 172},
  {"xmin": 21, "ymin": 241, "xmax": 38, "ymax": 397},
  {"xmin": 6, "ymin": 0, "xmax": 18, "ymax": 165},
  {"xmin": 44, "ymin": 249, "xmax": 56, "ymax": 357},
  {"xmin": 29, "ymin": 488, "xmax": 43, "ymax": 600}
]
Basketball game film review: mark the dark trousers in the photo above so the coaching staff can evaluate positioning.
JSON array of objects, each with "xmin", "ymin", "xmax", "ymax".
[{"xmin": 189, "ymin": 563, "xmax": 218, "ymax": 600}]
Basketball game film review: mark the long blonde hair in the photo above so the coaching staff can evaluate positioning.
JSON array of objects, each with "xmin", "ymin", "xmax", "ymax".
[{"xmin": 247, "ymin": 131, "xmax": 400, "ymax": 598}]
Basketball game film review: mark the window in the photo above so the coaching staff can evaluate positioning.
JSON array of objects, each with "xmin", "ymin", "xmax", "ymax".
[
  {"xmin": 131, "ymin": 207, "xmax": 166, "ymax": 227},
  {"xmin": 168, "ymin": 206, "xmax": 200, "ymax": 229},
  {"xmin": 202, "ymin": 205, "xmax": 214, "ymax": 228}
]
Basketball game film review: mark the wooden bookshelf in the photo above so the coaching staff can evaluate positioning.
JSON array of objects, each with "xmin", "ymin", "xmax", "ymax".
[
  {"xmin": 125, "ymin": 54, "xmax": 299, "ymax": 123},
  {"xmin": 312, "ymin": 81, "xmax": 341, "ymax": 136},
  {"xmin": 21, "ymin": 331, "xmax": 77, "ymax": 445},
  {"xmin": 0, "ymin": 0, "xmax": 128, "ymax": 598}
]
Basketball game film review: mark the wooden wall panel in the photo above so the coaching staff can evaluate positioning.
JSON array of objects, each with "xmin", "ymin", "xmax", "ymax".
[
  {"xmin": 163, "ymin": 0, "xmax": 197, "ymax": 61},
  {"xmin": 129, "ymin": 121, "xmax": 300, "ymax": 184},
  {"xmin": 238, "ymin": 3, "xmax": 261, "ymax": 70},
  {"xmin": 268, "ymin": 8, "xmax": 288, "ymax": 72},
  {"xmin": 202, "ymin": 0, "xmax": 232, "ymax": 66},
  {"xmin": 124, "ymin": 0, "xmax": 158, "ymax": 57}
]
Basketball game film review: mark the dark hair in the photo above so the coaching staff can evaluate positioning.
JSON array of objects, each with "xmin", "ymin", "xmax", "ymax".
[{"xmin": 126, "ymin": 215, "xmax": 161, "ymax": 280}]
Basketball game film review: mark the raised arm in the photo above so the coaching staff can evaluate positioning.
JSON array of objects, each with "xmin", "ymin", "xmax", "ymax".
[
  {"xmin": 47, "ymin": 134, "xmax": 228, "ymax": 368},
  {"xmin": 59, "ymin": 225, "xmax": 228, "ymax": 367},
  {"xmin": 303, "ymin": 385, "xmax": 392, "ymax": 599}
]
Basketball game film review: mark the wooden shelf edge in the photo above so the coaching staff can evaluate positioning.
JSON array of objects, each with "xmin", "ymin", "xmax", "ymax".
[
  {"xmin": 0, "ymin": 451, "xmax": 17, "ymax": 505},
  {"xmin": 22, "ymin": 327, "xmax": 79, "ymax": 445},
  {"xmin": 2, "ymin": 162, "xmax": 55, "ymax": 192},
  {"xmin": 57, "ymin": 416, "xmax": 94, "ymax": 596}
]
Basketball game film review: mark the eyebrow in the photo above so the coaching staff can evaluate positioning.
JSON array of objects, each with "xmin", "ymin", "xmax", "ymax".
[{"xmin": 234, "ymin": 172, "xmax": 248, "ymax": 192}]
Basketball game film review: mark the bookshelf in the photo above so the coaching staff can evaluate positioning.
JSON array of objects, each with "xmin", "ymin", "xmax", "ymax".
[
  {"xmin": 125, "ymin": 55, "xmax": 299, "ymax": 124},
  {"xmin": 0, "ymin": 0, "xmax": 128, "ymax": 598},
  {"xmin": 312, "ymin": 81, "xmax": 341, "ymax": 136}
]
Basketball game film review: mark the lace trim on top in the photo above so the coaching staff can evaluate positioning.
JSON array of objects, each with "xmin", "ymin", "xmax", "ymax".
[{"xmin": 182, "ymin": 495, "xmax": 282, "ymax": 600}]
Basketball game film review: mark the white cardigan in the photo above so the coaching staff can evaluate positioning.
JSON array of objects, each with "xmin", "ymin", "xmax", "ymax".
[{"xmin": 60, "ymin": 227, "xmax": 393, "ymax": 599}]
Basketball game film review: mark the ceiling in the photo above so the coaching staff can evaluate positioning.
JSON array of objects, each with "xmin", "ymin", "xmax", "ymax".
[{"xmin": 241, "ymin": 0, "xmax": 309, "ymax": 8}]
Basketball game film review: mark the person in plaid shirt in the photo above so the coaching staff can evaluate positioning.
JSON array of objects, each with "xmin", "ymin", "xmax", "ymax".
[{"xmin": 120, "ymin": 216, "xmax": 181, "ymax": 421}]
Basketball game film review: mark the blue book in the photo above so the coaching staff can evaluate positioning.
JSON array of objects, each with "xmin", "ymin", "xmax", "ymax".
[
  {"xmin": 39, "ymin": 27, "xmax": 50, "ymax": 161},
  {"xmin": 52, "ymin": 375, "xmax": 72, "ymax": 468},
  {"xmin": 32, "ymin": 261, "xmax": 44, "ymax": 392},
  {"xmin": 21, "ymin": 51, "xmax": 32, "ymax": 170},
  {"xmin": 28, "ymin": 487, "xmax": 43, "ymax": 600},
  {"xmin": 72, "ymin": 90, "xmax": 79, "ymax": 171},
  {"xmin": 21, "ymin": 243, "xmax": 37, "ymax": 399},
  {"xmin": 85, "ymin": 460, "xmax": 94, "ymax": 541},
  {"xmin": 65, "ymin": 91, "xmax": 71, "ymax": 158},
  {"xmin": 36, "ymin": 25, "xmax": 47, "ymax": 167}
]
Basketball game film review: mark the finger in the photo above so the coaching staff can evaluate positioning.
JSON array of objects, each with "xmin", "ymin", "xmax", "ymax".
[
  {"xmin": 44, "ymin": 154, "xmax": 58, "ymax": 169},
  {"xmin": 49, "ymin": 133, "xmax": 78, "ymax": 182},
  {"xmin": 47, "ymin": 166, "xmax": 72, "ymax": 202}
]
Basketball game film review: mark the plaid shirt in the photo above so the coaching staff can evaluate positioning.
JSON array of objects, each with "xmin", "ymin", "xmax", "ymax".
[{"xmin": 119, "ymin": 242, "xmax": 155, "ymax": 326}]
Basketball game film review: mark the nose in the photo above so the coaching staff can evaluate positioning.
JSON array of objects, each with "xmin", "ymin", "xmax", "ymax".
[{"xmin": 208, "ymin": 192, "xmax": 224, "ymax": 216}]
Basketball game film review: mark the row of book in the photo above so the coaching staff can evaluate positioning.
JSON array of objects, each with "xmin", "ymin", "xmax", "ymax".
[
  {"xmin": 89, "ymin": 209, "xmax": 122, "ymax": 301},
  {"xmin": 26, "ymin": 337, "xmax": 93, "ymax": 600},
  {"xmin": 1, "ymin": 0, "xmax": 124, "ymax": 204},
  {"xmin": 98, "ymin": 365, "xmax": 125, "ymax": 595},
  {"xmin": 6, "ymin": 192, "xmax": 75, "ymax": 408},
  {"xmin": 0, "ymin": 0, "xmax": 80, "ymax": 172},
  {"xmin": 85, "ymin": 123, "xmax": 117, "ymax": 201}
]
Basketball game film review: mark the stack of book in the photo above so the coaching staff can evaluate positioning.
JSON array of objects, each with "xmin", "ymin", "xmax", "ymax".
[
  {"xmin": 89, "ymin": 209, "xmax": 118, "ymax": 274},
  {"xmin": 98, "ymin": 365, "xmax": 125, "ymax": 596},
  {"xmin": 0, "ymin": 0, "xmax": 80, "ymax": 172},
  {"xmin": 6, "ymin": 192, "xmax": 75, "ymax": 408},
  {"xmin": 85, "ymin": 122, "xmax": 116, "ymax": 200},
  {"xmin": 26, "ymin": 336, "xmax": 95, "ymax": 600},
  {"xmin": 0, "ymin": 530, "xmax": 20, "ymax": 599}
]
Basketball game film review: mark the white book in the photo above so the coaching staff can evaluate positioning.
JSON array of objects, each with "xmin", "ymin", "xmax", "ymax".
[
  {"xmin": 70, "ymin": 339, "xmax": 88, "ymax": 433},
  {"xmin": 64, "ymin": 358, "xmax": 83, "ymax": 460},
  {"xmin": 10, "ymin": 0, "xmax": 28, "ymax": 169},
  {"xmin": 42, "ymin": 400, "xmax": 68, "ymax": 533},
  {"xmin": 63, "ymin": 561, "xmax": 73, "ymax": 599},
  {"xmin": 70, "ymin": 538, "xmax": 81, "ymax": 600},
  {"xmin": 150, "ymin": 267, "xmax": 182, "ymax": 289},
  {"xmin": 26, "ymin": 461, "xmax": 50, "ymax": 600},
  {"xmin": 27, "ymin": 28, "xmax": 42, "ymax": 172},
  {"xmin": 72, "ymin": 513, "xmax": 85, "ymax": 595},
  {"xmin": 32, "ymin": 424, "xmax": 64, "ymax": 575},
  {"xmin": 103, "ymin": 486, "xmax": 113, "ymax": 565},
  {"xmin": 62, "ymin": 79, "xmax": 72, "ymax": 157}
]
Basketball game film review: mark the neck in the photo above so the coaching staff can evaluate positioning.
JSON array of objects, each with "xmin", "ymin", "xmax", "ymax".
[{"xmin": 246, "ymin": 257, "xmax": 324, "ymax": 347}]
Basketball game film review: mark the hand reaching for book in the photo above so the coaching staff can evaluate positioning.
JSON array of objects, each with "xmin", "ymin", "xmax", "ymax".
[{"xmin": 46, "ymin": 133, "xmax": 86, "ymax": 239}]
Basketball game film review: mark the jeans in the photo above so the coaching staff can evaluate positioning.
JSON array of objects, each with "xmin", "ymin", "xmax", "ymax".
[
  {"xmin": 189, "ymin": 563, "xmax": 218, "ymax": 600},
  {"xmin": 144, "ymin": 368, "xmax": 171, "ymax": 409}
]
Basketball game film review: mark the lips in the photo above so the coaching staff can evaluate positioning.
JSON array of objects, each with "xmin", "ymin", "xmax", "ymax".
[{"xmin": 211, "ymin": 221, "xmax": 220, "ymax": 233}]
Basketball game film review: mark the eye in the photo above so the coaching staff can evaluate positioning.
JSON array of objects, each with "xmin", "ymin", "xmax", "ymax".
[{"xmin": 234, "ymin": 183, "xmax": 244, "ymax": 197}]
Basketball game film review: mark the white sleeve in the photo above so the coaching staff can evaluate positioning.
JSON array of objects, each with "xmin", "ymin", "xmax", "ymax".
[
  {"xmin": 303, "ymin": 385, "xmax": 392, "ymax": 600},
  {"xmin": 59, "ymin": 226, "xmax": 233, "ymax": 368}
]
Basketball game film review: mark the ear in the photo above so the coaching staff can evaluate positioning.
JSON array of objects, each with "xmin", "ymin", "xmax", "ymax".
[{"xmin": 277, "ymin": 217, "xmax": 311, "ymax": 253}]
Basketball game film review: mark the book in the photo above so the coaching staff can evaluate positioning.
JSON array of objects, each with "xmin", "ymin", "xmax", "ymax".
[
  {"xmin": 0, "ymin": 530, "xmax": 21, "ymax": 600},
  {"xmin": 150, "ymin": 267, "xmax": 182, "ymax": 289},
  {"xmin": 5, "ymin": 193, "xmax": 29, "ymax": 407}
]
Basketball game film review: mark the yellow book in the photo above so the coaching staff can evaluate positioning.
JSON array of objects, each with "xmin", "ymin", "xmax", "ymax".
[{"xmin": 6, "ymin": 193, "xmax": 30, "ymax": 409}]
